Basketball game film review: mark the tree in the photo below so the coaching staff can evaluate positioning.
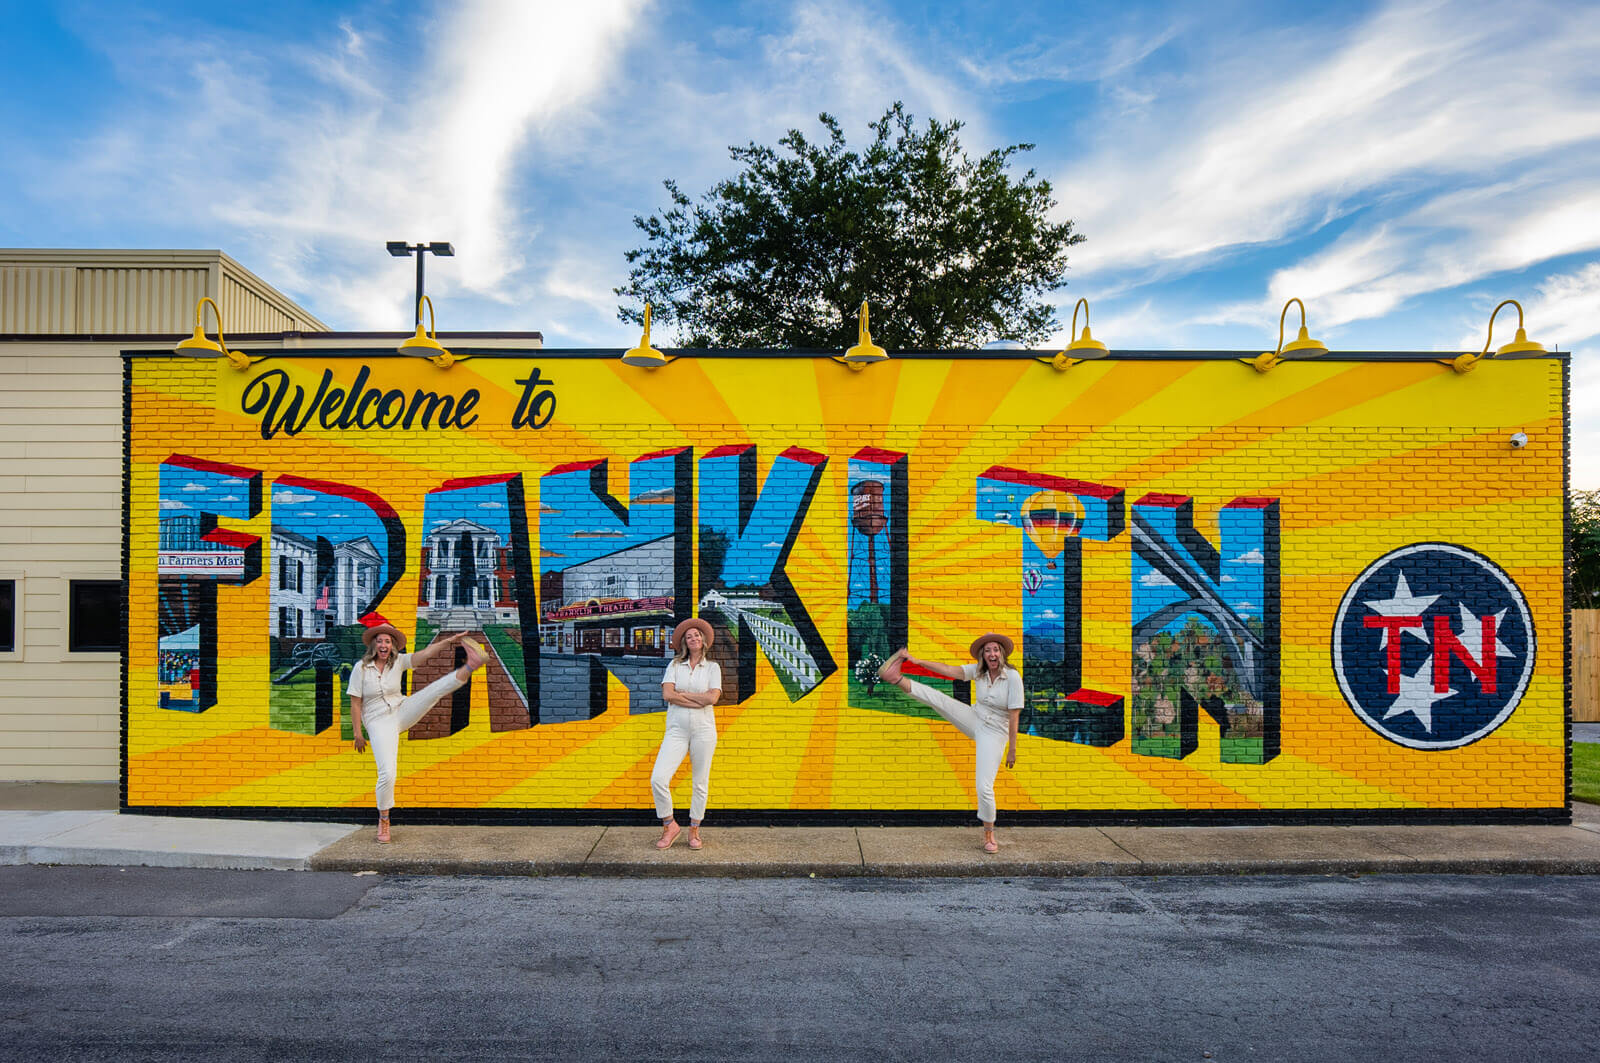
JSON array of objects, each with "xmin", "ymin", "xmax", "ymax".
[
  {"xmin": 1572, "ymin": 490, "xmax": 1600, "ymax": 607},
  {"xmin": 617, "ymin": 103, "xmax": 1084, "ymax": 350}
]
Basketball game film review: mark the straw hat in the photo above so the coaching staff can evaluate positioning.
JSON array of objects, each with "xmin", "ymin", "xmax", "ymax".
[
  {"xmin": 671, "ymin": 617, "xmax": 714, "ymax": 652},
  {"xmin": 360, "ymin": 618, "xmax": 407, "ymax": 651},
  {"xmin": 968, "ymin": 632, "xmax": 1014, "ymax": 660}
]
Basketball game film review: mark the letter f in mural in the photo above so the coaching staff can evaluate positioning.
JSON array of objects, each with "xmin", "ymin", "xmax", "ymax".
[{"xmin": 699, "ymin": 446, "xmax": 835, "ymax": 702}]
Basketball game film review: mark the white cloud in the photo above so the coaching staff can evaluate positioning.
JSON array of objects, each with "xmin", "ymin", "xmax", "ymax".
[
  {"xmin": 180, "ymin": 483, "xmax": 208, "ymax": 492},
  {"xmin": 1139, "ymin": 569, "xmax": 1174, "ymax": 587},
  {"xmin": 1230, "ymin": 549, "xmax": 1264, "ymax": 565},
  {"xmin": 1055, "ymin": 0, "xmax": 1600, "ymax": 341},
  {"xmin": 478, "ymin": 501, "xmax": 504, "ymax": 509},
  {"xmin": 159, "ymin": 499, "xmax": 189, "ymax": 510},
  {"xmin": 274, "ymin": 491, "xmax": 319, "ymax": 505}
]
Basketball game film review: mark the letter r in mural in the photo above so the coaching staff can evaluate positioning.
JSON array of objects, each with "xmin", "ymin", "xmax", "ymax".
[
  {"xmin": 408, "ymin": 474, "xmax": 538, "ymax": 739},
  {"xmin": 539, "ymin": 449, "xmax": 693, "ymax": 719},
  {"xmin": 1130, "ymin": 494, "xmax": 1280, "ymax": 764},
  {"xmin": 266, "ymin": 475, "xmax": 406, "ymax": 736},
  {"xmin": 698, "ymin": 445, "xmax": 834, "ymax": 702},
  {"xmin": 977, "ymin": 466, "xmax": 1127, "ymax": 745},
  {"xmin": 157, "ymin": 455, "xmax": 263, "ymax": 712}
]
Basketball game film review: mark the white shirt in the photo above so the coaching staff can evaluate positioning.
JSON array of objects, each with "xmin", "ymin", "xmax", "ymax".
[
  {"xmin": 662, "ymin": 658, "xmax": 722, "ymax": 708},
  {"xmin": 346, "ymin": 652, "xmax": 414, "ymax": 714},
  {"xmin": 961, "ymin": 661, "xmax": 1024, "ymax": 732}
]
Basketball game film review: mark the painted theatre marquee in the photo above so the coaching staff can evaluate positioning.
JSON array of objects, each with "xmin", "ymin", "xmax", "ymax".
[{"xmin": 125, "ymin": 348, "xmax": 1568, "ymax": 821}]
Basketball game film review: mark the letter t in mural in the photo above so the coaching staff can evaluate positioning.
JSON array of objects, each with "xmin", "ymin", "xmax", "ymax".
[
  {"xmin": 698, "ymin": 445, "xmax": 834, "ymax": 702},
  {"xmin": 1130, "ymin": 494, "xmax": 1280, "ymax": 763}
]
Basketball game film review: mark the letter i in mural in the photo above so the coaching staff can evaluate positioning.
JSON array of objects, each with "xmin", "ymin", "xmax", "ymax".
[
  {"xmin": 407, "ymin": 474, "xmax": 538, "ymax": 739},
  {"xmin": 698, "ymin": 446, "xmax": 834, "ymax": 702},
  {"xmin": 976, "ymin": 466, "xmax": 1127, "ymax": 745},
  {"xmin": 539, "ymin": 450, "xmax": 692, "ymax": 719},
  {"xmin": 1130, "ymin": 495, "xmax": 1280, "ymax": 763},
  {"xmin": 157, "ymin": 456, "xmax": 263, "ymax": 712},
  {"xmin": 266, "ymin": 475, "xmax": 406, "ymax": 736}
]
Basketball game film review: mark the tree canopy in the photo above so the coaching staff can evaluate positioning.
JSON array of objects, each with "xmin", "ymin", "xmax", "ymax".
[
  {"xmin": 616, "ymin": 103, "xmax": 1084, "ymax": 350},
  {"xmin": 1572, "ymin": 490, "xmax": 1600, "ymax": 607}
]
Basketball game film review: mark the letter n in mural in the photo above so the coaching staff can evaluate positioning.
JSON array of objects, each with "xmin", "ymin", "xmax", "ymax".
[
  {"xmin": 976, "ymin": 466, "xmax": 1127, "ymax": 745},
  {"xmin": 408, "ymin": 474, "xmax": 538, "ymax": 739},
  {"xmin": 266, "ymin": 475, "xmax": 406, "ymax": 736},
  {"xmin": 698, "ymin": 445, "xmax": 834, "ymax": 702},
  {"xmin": 157, "ymin": 455, "xmax": 262, "ymax": 712},
  {"xmin": 1130, "ymin": 494, "xmax": 1280, "ymax": 763},
  {"xmin": 539, "ymin": 450, "xmax": 692, "ymax": 718}
]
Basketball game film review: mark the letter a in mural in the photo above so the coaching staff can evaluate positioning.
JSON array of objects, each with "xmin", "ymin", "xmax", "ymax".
[
  {"xmin": 267, "ymin": 475, "xmax": 406, "ymax": 736},
  {"xmin": 698, "ymin": 445, "xmax": 834, "ymax": 702},
  {"xmin": 408, "ymin": 474, "xmax": 538, "ymax": 738},
  {"xmin": 157, "ymin": 455, "xmax": 263, "ymax": 712},
  {"xmin": 539, "ymin": 449, "xmax": 693, "ymax": 719},
  {"xmin": 977, "ymin": 466, "xmax": 1127, "ymax": 745},
  {"xmin": 1130, "ymin": 494, "xmax": 1280, "ymax": 763}
]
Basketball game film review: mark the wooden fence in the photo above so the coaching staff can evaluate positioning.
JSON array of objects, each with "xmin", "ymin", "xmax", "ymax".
[{"xmin": 1575, "ymin": 610, "xmax": 1600, "ymax": 722}]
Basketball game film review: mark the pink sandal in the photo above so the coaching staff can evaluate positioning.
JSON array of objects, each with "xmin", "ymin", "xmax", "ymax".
[
  {"xmin": 877, "ymin": 649, "xmax": 909, "ymax": 683},
  {"xmin": 688, "ymin": 828, "xmax": 703, "ymax": 851},
  {"xmin": 656, "ymin": 821, "xmax": 681, "ymax": 850},
  {"xmin": 983, "ymin": 828, "xmax": 998, "ymax": 854},
  {"xmin": 377, "ymin": 814, "xmax": 392, "ymax": 844}
]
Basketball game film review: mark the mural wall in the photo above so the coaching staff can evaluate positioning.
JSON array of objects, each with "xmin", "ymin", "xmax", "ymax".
[{"xmin": 127, "ymin": 351, "xmax": 1568, "ymax": 819}]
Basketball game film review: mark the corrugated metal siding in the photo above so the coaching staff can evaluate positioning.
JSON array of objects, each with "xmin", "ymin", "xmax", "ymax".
[
  {"xmin": 0, "ymin": 267, "xmax": 77, "ymax": 332},
  {"xmin": 222, "ymin": 272, "xmax": 301, "ymax": 333},
  {"xmin": 75, "ymin": 267, "xmax": 207, "ymax": 333}
]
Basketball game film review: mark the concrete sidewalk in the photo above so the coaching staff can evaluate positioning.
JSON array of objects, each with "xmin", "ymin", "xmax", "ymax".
[{"xmin": 2, "ymin": 782, "xmax": 1599, "ymax": 877}]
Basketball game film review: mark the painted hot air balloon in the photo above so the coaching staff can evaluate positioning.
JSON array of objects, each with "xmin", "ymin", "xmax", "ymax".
[
  {"xmin": 1021, "ymin": 490, "xmax": 1086, "ymax": 569},
  {"xmin": 1022, "ymin": 568, "xmax": 1044, "ymax": 595}
]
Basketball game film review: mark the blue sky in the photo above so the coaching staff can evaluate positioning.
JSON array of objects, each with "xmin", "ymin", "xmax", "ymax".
[{"xmin": 7, "ymin": 1, "xmax": 1600, "ymax": 480}]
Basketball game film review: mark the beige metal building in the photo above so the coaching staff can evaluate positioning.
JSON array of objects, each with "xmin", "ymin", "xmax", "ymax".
[
  {"xmin": 1, "ymin": 249, "xmax": 541, "ymax": 783},
  {"xmin": 0, "ymin": 250, "xmax": 330, "ymax": 781}
]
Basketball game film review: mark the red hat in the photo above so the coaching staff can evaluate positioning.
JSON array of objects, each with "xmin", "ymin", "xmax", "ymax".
[{"xmin": 360, "ymin": 613, "xmax": 407, "ymax": 651}]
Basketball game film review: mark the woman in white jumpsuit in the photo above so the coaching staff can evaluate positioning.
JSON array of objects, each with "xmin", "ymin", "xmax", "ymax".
[
  {"xmin": 650, "ymin": 617, "xmax": 723, "ymax": 851},
  {"xmin": 878, "ymin": 633, "xmax": 1023, "ymax": 853},
  {"xmin": 348, "ymin": 619, "xmax": 483, "ymax": 842}
]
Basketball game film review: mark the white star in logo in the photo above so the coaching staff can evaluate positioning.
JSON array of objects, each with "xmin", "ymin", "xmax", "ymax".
[
  {"xmin": 1455, "ymin": 603, "xmax": 1514, "ymax": 659},
  {"xmin": 1362, "ymin": 572, "xmax": 1440, "ymax": 649},
  {"xmin": 1382, "ymin": 655, "xmax": 1458, "ymax": 732}
]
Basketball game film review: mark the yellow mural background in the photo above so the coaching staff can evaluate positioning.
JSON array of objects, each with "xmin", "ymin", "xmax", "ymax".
[{"xmin": 126, "ymin": 352, "xmax": 1567, "ymax": 814}]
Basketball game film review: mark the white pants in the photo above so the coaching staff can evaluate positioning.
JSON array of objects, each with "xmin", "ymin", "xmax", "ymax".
[
  {"xmin": 903, "ymin": 680, "xmax": 1008, "ymax": 825},
  {"xmin": 364, "ymin": 669, "xmax": 467, "ymax": 811},
  {"xmin": 650, "ymin": 705, "xmax": 717, "ymax": 822}
]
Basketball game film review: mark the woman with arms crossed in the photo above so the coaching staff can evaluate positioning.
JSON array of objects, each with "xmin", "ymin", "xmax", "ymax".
[
  {"xmin": 650, "ymin": 618, "xmax": 722, "ymax": 851},
  {"xmin": 349, "ymin": 618, "xmax": 484, "ymax": 842},
  {"xmin": 878, "ymin": 634, "xmax": 1023, "ymax": 853}
]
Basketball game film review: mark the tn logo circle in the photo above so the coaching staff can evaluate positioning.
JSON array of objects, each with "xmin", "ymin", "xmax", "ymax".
[{"xmin": 1332, "ymin": 543, "xmax": 1535, "ymax": 750}]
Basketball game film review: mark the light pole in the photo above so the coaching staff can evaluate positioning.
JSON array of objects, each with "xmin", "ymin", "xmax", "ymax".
[{"xmin": 386, "ymin": 241, "xmax": 455, "ymax": 326}]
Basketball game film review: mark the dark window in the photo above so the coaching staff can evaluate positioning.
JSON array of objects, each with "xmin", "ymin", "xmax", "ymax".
[
  {"xmin": 68, "ymin": 580, "xmax": 121, "ymax": 653},
  {"xmin": 0, "ymin": 580, "xmax": 14, "ymax": 652}
]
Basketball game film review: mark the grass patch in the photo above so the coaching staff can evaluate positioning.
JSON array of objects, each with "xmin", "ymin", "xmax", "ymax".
[{"xmin": 1574, "ymin": 742, "xmax": 1600, "ymax": 805}]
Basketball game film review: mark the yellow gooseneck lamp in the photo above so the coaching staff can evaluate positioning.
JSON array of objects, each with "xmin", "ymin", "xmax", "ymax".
[
  {"xmin": 621, "ymin": 304, "xmax": 673, "ymax": 368},
  {"xmin": 837, "ymin": 300, "xmax": 888, "ymax": 371},
  {"xmin": 397, "ymin": 295, "xmax": 455, "ymax": 368},
  {"xmin": 1038, "ymin": 297, "xmax": 1109, "ymax": 370},
  {"xmin": 1247, "ymin": 298, "xmax": 1327, "ymax": 372},
  {"xmin": 175, "ymin": 297, "xmax": 254, "ymax": 370},
  {"xmin": 1449, "ymin": 299, "xmax": 1546, "ymax": 373}
]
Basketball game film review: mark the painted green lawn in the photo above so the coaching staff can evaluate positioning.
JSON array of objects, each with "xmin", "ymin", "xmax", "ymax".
[{"xmin": 1574, "ymin": 742, "xmax": 1600, "ymax": 805}]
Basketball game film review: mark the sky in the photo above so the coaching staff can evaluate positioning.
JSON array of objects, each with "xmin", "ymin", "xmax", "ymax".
[{"xmin": 6, "ymin": 0, "xmax": 1600, "ymax": 481}]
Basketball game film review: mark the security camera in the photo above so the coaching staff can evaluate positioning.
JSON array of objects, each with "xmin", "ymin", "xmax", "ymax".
[{"xmin": 1510, "ymin": 432, "xmax": 1529, "ymax": 449}]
